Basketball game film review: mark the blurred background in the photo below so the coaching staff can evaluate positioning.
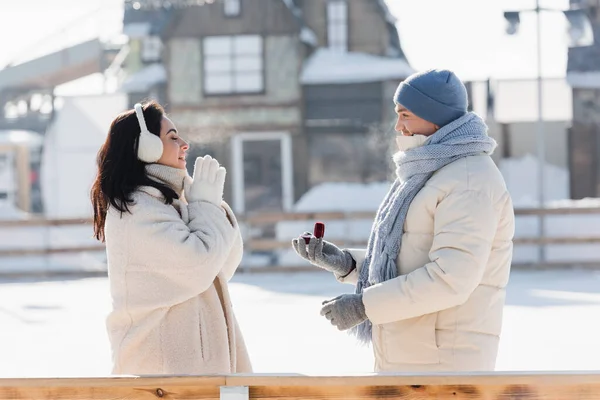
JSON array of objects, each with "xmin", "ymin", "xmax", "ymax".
[{"xmin": 0, "ymin": 0, "xmax": 600, "ymax": 377}]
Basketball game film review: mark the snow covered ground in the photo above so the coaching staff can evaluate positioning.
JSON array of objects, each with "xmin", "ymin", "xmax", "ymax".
[{"xmin": 1, "ymin": 269, "xmax": 599, "ymax": 378}]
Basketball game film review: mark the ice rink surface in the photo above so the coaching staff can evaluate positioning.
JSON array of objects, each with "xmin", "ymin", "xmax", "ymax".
[{"xmin": 1, "ymin": 269, "xmax": 599, "ymax": 377}]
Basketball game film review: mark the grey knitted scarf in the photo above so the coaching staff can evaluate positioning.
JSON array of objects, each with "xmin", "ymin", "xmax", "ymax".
[
  {"xmin": 145, "ymin": 164, "xmax": 188, "ymax": 196},
  {"xmin": 352, "ymin": 112, "xmax": 497, "ymax": 344}
]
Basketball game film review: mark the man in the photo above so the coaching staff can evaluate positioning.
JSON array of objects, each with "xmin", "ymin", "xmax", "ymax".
[{"xmin": 292, "ymin": 69, "xmax": 515, "ymax": 372}]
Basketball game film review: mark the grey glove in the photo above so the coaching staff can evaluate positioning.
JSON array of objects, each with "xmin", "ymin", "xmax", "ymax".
[
  {"xmin": 291, "ymin": 234, "xmax": 355, "ymax": 276},
  {"xmin": 320, "ymin": 293, "xmax": 367, "ymax": 331}
]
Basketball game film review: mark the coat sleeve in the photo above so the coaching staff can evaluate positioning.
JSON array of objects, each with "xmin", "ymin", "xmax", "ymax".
[
  {"xmin": 124, "ymin": 198, "xmax": 237, "ymax": 307},
  {"xmin": 362, "ymin": 189, "xmax": 498, "ymax": 325},
  {"xmin": 334, "ymin": 248, "xmax": 366, "ymax": 285},
  {"xmin": 219, "ymin": 201, "xmax": 244, "ymax": 282}
]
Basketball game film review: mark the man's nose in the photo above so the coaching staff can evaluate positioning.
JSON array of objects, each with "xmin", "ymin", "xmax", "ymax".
[{"xmin": 395, "ymin": 120, "xmax": 404, "ymax": 132}]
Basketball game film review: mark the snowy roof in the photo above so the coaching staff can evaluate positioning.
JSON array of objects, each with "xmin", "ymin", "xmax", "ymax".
[
  {"xmin": 279, "ymin": 0, "xmax": 318, "ymax": 46},
  {"xmin": 120, "ymin": 63, "xmax": 166, "ymax": 93},
  {"xmin": 300, "ymin": 48, "xmax": 415, "ymax": 85},
  {"xmin": 284, "ymin": 0, "xmax": 405, "ymax": 58},
  {"xmin": 567, "ymin": 71, "xmax": 600, "ymax": 88},
  {"xmin": 567, "ymin": 19, "xmax": 600, "ymax": 73},
  {"xmin": 281, "ymin": 1, "xmax": 396, "ymax": 50}
]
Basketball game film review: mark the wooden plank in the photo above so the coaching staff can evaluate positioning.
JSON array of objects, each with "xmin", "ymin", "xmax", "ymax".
[
  {"xmin": 247, "ymin": 239, "xmax": 367, "ymax": 251},
  {"xmin": 2, "ymin": 236, "xmax": 598, "ymax": 258},
  {"xmin": 227, "ymin": 373, "xmax": 600, "ymax": 400},
  {"xmin": 0, "ymin": 218, "xmax": 93, "ymax": 228},
  {"xmin": 0, "ymin": 245, "xmax": 105, "ymax": 257},
  {"xmin": 247, "ymin": 236, "xmax": 600, "ymax": 251},
  {"xmin": 239, "ymin": 265, "xmax": 319, "ymax": 274},
  {"xmin": 15, "ymin": 145, "xmax": 30, "ymax": 213},
  {"xmin": 514, "ymin": 236, "xmax": 600, "ymax": 245},
  {"xmin": 513, "ymin": 207, "xmax": 600, "ymax": 216},
  {"xmin": 0, "ymin": 376, "xmax": 224, "ymax": 400},
  {"xmin": 240, "ymin": 262, "xmax": 600, "ymax": 273},
  {"xmin": 2, "ymin": 373, "xmax": 600, "ymax": 400},
  {"xmin": 0, "ymin": 206, "xmax": 598, "ymax": 228},
  {"xmin": 511, "ymin": 261, "xmax": 600, "ymax": 270},
  {"xmin": 245, "ymin": 384, "xmax": 600, "ymax": 399},
  {"xmin": 240, "ymin": 211, "xmax": 376, "ymax": 224},
  {"xmin": 239, "ymin": 207, "xmax": 600, "ymax": 224}
]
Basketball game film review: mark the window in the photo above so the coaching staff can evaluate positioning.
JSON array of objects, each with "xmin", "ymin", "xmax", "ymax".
[
  {"xmin": 203, "ymin": 35, "xmax": 264, "ymax": 95},
  {"xmin": 223, "ymin": 0, "xmax": 241, "ymax": 16},
  {"xmin": 141, "ymin": 36, "xmax": 162, "ymax": 62},
  {"xmin": 327, "ymin": 0, "xmax": 348, "ymax": 52}
]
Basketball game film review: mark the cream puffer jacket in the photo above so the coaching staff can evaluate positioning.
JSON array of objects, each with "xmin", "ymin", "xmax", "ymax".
[{"xmin": 338, "ymin": 154, "xmax": 514, "ymax": 372}]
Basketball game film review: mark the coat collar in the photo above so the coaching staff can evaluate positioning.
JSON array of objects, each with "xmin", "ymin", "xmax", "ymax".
[{"xmin": 138, "ymin": 186, "xmax": 164, "ymax": 199}]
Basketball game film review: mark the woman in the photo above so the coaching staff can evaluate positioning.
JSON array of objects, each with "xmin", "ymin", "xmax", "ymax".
[{"xmin": 90, "ymin": 100, "xmax": 252, "ymax": 375}]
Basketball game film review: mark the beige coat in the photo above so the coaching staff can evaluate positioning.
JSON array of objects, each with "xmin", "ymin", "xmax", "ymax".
[
  {"xmin": 105, "ymin": 185, "xmax": 252, "ymax": 375},
  {"xmin": 338, "ymin": 154, "xmax": 514, "ymax": 372}
]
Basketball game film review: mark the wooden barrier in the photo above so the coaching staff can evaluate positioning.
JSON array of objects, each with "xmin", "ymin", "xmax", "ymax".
[
  {"xmin": 245, "ymin": 206, "xmax": 600, "ymax": 254},
  {"xmin": 240, "ymin": 206, "xmax": 600, "ymax": 224},
  {"xmin": 0, "ymin": 218, "xmax": 93, "ymax": 228},
  {"xmin": 0, "ymin": 245, "xmax": 105, "ymax": 257},
  {"xmin": 1, "ymin": 372, "xmax": 600, "ymax": 399},
  {"xmin": 0, "ymin": 217, "xmax": 103, "ymax": 258},
  {"xmin": 1, "ymin": 206, "xmax": 599, "ymax": 270},
  {"xmin": 246, "ymin": 235, "xmax": 600, "ymax": 252}
]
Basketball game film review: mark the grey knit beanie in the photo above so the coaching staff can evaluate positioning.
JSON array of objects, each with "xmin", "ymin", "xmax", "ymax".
[{"xmin": 393, "ymin": 69, "xmax": 468, "ymax": 127}]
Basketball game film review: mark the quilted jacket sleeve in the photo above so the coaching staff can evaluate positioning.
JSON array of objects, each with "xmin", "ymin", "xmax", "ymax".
[{"xmin": 362, "ymin": 189, "xmax": 497, "ymax": 325}]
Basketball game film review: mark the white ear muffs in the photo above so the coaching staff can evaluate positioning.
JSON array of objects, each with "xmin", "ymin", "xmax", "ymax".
[{"xmin": 134, "ymin": 103, "xmax": 163, "ymax": 163}]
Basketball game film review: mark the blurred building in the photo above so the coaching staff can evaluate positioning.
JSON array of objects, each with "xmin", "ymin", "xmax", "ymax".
[
  {"xmin": 567, "ymin": 0, "xmax": 600, "ymax": 199},
  {"xmin": 0, "ymin": 38, "xmax": 123, "ymax": 214},
  {"xmin": 120, "ymin": 0, "xmax": 413, "ymax": 214}
]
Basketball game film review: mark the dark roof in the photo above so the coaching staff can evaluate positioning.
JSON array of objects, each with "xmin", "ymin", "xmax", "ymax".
[
  {"xmin": 280, "ymin": 0, "xmax": 407, "ymax": 58},
  {"xmin": 121, "ymin": 0, "xmax": 407, "ymax": 59},
  {"xmin": 374, "ymin": 0, "xmax": 407, "ymax": 58},
  {"xmin": 122, "ymin": 1, "xmax": 175, "ymax": 36},
  {"xmin": 277, "ymin": 0, "xmax": 318, "ymax": 46},
  {"xmin": 567, "ymin": 10, "xmax": 600, "ymax": 72},
  {"xmin": 122, "ymin": 0, "xmax": 316, "ymax": 44}
]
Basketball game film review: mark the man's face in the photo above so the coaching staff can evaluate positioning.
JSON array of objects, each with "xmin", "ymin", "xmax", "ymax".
[{"xmin": 394, "ymin": 103, "xmax": 439, "ymax": 137}]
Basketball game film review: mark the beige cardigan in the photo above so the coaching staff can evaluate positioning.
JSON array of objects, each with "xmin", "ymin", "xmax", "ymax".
[
  {"xmin": 105, "ymin": 185, "xmax": 252, "ymax": 375},
  {"xmin": 338, "ymin": 155, "xmax": 515, "ymax": 372}
]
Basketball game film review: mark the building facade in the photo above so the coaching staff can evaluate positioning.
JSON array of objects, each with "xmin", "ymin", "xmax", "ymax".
[
  {"xmin": 121, "ymin": 0, "xmax": 413, "ymax": 214},
  {"xmin": 567, "ymin": 0, "xmax": 600, "ymax": 198}
]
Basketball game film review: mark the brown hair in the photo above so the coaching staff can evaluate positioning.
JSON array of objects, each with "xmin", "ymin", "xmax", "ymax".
[{"xmin": 90, "ymin": 100, "xmax": 177, "ymax": 242}]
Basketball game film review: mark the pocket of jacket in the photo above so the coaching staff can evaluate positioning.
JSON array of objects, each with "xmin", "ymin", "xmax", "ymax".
[
  {"xmin": 199, "ymin": 311, "xmax": 210, "ymax": 361},
  {"xmin": 378, "ymin": 313, "xmax": 439, "ymax": 365}
]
